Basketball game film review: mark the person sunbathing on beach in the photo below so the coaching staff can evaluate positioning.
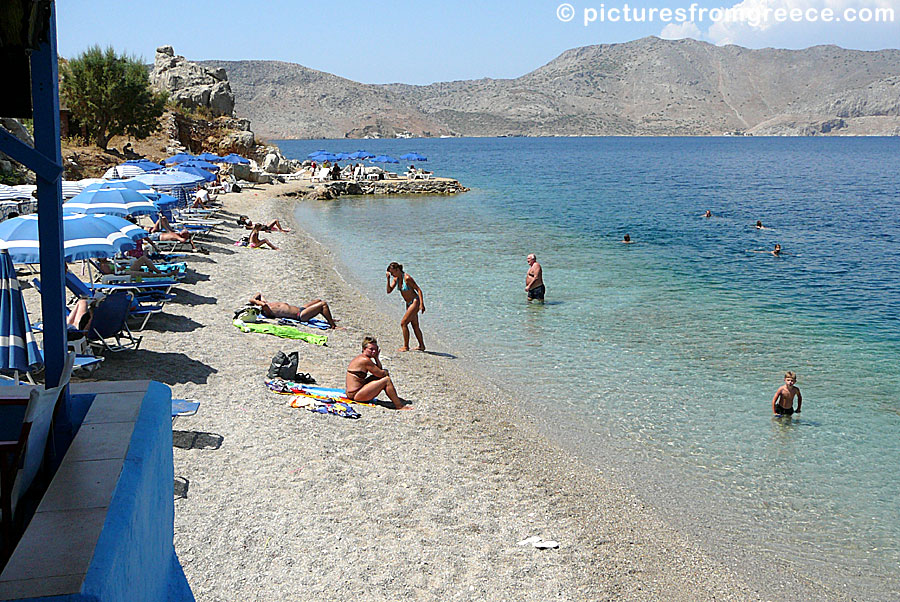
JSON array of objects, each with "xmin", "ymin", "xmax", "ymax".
[
  {"xmin": 149, "ymin": 214, "xmax": 206, "ymax": 253},
  {"xmin": 238, "ymin": 215, "xmax": 291, "ymax": 233},
  {"xmin": 345, "ymin": 336, "xmax": 408, "ymax": 409},
  {"xmin": 772, "ymin": 371, "xmax": 802, "ymax": 415},
  {"xmin": 249, "ymin": 293, "xmax": 340, "ymax": 328},
  {"xmin": 248, "ymin": 223, "xmax": 279, "ymax": 250},
  {"xmin": 386, "ymin": 262, "xmax": 425, "ymax": 351}
]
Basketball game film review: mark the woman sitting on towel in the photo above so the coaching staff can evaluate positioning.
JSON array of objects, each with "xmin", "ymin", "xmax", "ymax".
[
  {"xmin": 248, "ymin": 223, "xmax": 279, "ymax": 250},
  {"xmin": 345, "ymin": 336, "xmax": 407, "ymax": 409}
]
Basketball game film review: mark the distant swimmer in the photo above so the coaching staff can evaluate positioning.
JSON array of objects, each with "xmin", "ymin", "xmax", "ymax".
[
  {"xmin": 748, "ymin": 243, "xmax": 784, "ymax": 256},
  {"xmin": 756, "ymin": 220, "xmax": 768, "ymax": 230},
  {"xmin": 704, "ymin": 210, "xmax": 713, "ymax": 218},
  {"xmin": 525, "ymin": 253, "xmax": 545, "ymax": 303},
  {"xmin": 772, "ymin": 371, "xmax": 802, "ymax": 416},
  {"xmin": 622, "ymin": 233, "xmax": 634, "ymax": 244}
]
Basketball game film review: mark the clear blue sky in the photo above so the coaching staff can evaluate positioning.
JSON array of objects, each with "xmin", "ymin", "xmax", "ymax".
[{"xmin": 57, "ymin": 0, "xmax": 899, "ymax": 85}]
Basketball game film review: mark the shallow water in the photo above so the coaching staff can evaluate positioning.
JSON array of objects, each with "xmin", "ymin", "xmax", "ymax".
[{"xmin": 280, "ymin": 137, "xmax": 900, "ymax": 598}]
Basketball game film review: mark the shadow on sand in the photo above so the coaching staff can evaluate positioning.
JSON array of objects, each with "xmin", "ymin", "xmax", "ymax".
[
  {"xmin": 173, "ymin": 430, "xmax": 224, "ymax": 450},
  {"xmin": 142, "ymin": 313, "xmax": 203, "ymax": 333},
  {"xmin": 97, "ymin": 350, "xmax": 217, "ymax": 385}
]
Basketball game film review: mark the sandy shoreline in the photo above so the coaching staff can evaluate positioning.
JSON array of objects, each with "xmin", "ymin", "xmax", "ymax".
[{"xmin": 23, "ymin": 182, "xmax": 841, "ymax": 600}]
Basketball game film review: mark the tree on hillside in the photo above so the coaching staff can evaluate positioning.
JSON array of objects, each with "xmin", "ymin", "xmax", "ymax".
[{"xmin": 60, "ymin": 46, "xmax": 167, "ymax": 150}]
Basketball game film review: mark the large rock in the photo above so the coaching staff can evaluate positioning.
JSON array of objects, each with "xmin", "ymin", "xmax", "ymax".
[
  {"xmin": 150, "ymin": 45, "xmax": 235, "ymax": 117},
  {"xmin": 262, "ymin": 153, "xmax": 280, "ymax": 174},
  {"xmin": 219, "ymin": 130, "xmax": 255, "ymax": 154}
]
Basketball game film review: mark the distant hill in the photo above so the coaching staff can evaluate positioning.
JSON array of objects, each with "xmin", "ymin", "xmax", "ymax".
[{"xmin": 202, "ymin": 37, "xmax": 900, "ymax": 139}]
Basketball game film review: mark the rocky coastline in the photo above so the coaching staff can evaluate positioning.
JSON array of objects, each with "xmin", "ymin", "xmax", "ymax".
[{"xmin": 283, "ymin": 177, "xmax": 469, "ymax": 200}]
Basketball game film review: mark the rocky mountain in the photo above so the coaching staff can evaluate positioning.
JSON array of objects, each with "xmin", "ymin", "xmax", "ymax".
[{"xmin": 202, "ymin": 37, "xmax": 900, "ymax": 138}]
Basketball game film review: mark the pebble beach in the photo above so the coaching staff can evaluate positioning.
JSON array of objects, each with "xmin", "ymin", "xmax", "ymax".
[{"xmin": 28, "ymin": 182, "xmax": 844, "ymax": 601}]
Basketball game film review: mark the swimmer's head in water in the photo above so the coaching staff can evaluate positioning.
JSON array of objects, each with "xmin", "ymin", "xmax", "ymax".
[
  {"xmin": 623, "ymin": 234, "xmax": 631, "ymax": 242},
  {"xmin": 784, "ymin": 371, "xmax": 797, "ymax": 383},
  {"xmin": 757, "ymin": 221, "xmax": 763, "ymax": 227}
]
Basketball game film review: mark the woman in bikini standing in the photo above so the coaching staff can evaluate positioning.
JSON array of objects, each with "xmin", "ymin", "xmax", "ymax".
[
  {"xmin": 386, "ymin": 261, "xmax": 425, "ymax": 352},
  {"xmin": 345, "ymin": 336, "xmax": 407, "ymax": 409}
]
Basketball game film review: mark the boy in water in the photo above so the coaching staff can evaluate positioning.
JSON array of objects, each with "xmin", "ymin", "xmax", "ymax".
[{"xmin": 772, "ymin": 371, "xmax": 802, "ymax": 415}]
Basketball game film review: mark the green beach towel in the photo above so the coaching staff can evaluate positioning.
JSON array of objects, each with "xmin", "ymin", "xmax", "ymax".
[{"xmin": 233, "ymin": 319, "xmax": 328, "ymax": 346}]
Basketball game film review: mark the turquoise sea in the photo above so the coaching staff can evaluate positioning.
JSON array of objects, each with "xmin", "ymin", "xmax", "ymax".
[{"xmin": 278, "ymin": 137, "xmax": 900, "ymax": 598}]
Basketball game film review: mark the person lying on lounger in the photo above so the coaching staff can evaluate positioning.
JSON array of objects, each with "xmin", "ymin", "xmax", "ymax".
[
  {"xmin": 345, "ymin": 336, "xmax": 408, "ymax": 409},
  {"xmin": 149, "ymin": 214, "xmax": 207, "ymax": 253},
  {"xmin": 249, "ymin": 293, "xmax": 340, "ymax": 328}
]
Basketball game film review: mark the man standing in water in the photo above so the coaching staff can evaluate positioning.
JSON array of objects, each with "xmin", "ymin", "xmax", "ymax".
[{"xmin": 525, "ymin": 253, "xmax": 545, "ymax": 302}]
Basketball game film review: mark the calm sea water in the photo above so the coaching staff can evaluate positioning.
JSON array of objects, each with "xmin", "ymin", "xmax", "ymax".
[{"xmin": 278, "ymin": 137, "xmax": 900, "ymax": 598}]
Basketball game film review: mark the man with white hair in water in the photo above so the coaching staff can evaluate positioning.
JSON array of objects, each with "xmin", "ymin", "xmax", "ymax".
[{"xmin": 525, "ymin": 253, "xmax": 544, "ymax": 303}]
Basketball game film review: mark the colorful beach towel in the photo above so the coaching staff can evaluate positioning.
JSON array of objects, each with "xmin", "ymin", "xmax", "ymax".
[
  {"xmin": 233, "ymin": 319, "xmax": 328, "ymax": 345},
  {"xmin": 265, "ymin": 379, "xmax": 376, "ymax": 406},
  {"xmin": 289, "ymin": 396, "xmax": 361, "ymax": 419},
  {"xmin": 277, "ymin": 317, "xmax": 330, "ymax": 330}
]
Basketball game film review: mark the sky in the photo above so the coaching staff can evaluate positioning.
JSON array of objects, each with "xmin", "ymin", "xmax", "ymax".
[{"xmin": 56, "ymin": 0, "xmax": 899, "ymax": 85}]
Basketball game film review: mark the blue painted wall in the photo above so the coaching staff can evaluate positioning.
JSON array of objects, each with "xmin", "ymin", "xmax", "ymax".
[{"xmin": 79, "ymin": 381, "xmax": 193, "ymax": 601}]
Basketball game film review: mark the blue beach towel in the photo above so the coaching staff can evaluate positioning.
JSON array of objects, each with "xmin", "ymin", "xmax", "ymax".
[{"xmin": 277, "ymin": 317, "xmax": 330, "ymax": 330}]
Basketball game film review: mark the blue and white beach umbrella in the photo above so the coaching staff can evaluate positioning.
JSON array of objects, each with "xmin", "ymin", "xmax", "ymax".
[
  {"xmin": 179, "ymin": 159, "xmax": 220, "ymax": 172},
  {"xmin": 122, "ymin": 159, "xmax": 164, "ymax": 172},
  {"xmin": 348, "ymin": 151, "xmax": 375, "ymax": 160},
  {"xmin": 0, "ymin": 248, "xmax": 42, "ymax": 378},
  {"xmin": 103, "ymin": 164, "xmax": 147, "ymax": 179},
  {"xmin": 220, "ymin": 154, "xmax": 250, "ymax": 165},
  {"xmin": 134, "ymin": 171, "xmax": 205, "ymax": 187},
  {"xmin": 83, "ymin": 180, "xmax": 155, "ymax": 197},
  {"xmin": 400, "ymin": 152, "xmax": 428, "ymax": 162},
  {"xmin": 0, "ymin": 214, "xmax": 143, "ymax": 264},
  {"xmin": 61, "ymin": 180, "xmax": 85, "ymax": 199},
  {"xmin": 163, "ymin": 152, "xmax": 195, "ymax": 165},
  {"xmin": 169, "ymin": 165, "xmax": 217, "ymax": 183},
  {"xmin": 63, "ymin": 187, "xmax": 159, "ymax": 217},
  {"xmin": 371, "ymin": 155, "xmax": 400, "ymax": 164},
  {"xmin": 196, "ymin": 152, "xmax": 224, "ymax": 162}
]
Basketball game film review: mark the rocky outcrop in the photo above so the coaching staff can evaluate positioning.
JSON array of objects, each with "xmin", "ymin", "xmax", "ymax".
[
  {"xmin": 285, "ymin": 179, "xmax": 469, "ymax": 200},
  {"xmin": 151, "ymin": 45, "xmax": 235, "ymax": 117},
  {"xmin": 205, "ymin": 38, "xmax": 900, "ymax": 138}
]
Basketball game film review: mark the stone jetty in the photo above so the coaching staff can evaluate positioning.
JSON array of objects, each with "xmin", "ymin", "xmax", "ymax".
[{"xmin": 284, "ymin": 177, "xmax": 469, "ymax": 200}]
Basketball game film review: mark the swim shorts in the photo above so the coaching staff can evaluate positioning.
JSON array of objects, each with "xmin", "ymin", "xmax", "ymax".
[
  {"xmin": 774, "ymin": 405, "xmax": 794, "ymax": 416},
  {"xmin": 527, "ymin": 284, "xmax": 545, "ymax": 300},
  {"xmin": 148, "ymin": 232, "xmax": 161, "ymax": 241}
]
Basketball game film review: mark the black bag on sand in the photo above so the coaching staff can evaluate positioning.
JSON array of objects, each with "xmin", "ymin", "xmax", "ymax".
[{"xmin": 267, "ymin": 351, "xmax": 299, "ymax": 380}]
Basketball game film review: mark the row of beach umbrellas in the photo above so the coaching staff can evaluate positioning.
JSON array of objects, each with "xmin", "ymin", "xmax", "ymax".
[
  {"xmin": 0, "ymin": 152, "xmax": 241, "ymax": 378},
  {"xmin": 0, "ymin": 211, "xmax": 148, "ymax": 378},
  {"xmin": 307, "ymin": 150, "xmax": 428, "ymax": 164},
  {"xmin": 164, "ymin": 152, "xmax": 249, "ymax": 166}
]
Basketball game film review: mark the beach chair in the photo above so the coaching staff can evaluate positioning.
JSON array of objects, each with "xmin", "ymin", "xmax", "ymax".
[
  {"xmin": 171, "ymin": 399, "xmax": 200, "ymax": 425},
  {"xmin": 0, "ymin": 352, "xmax": 75, "ymax": 550},
  {"xmin": 58, "ymin": 273, "xmax": 168, "ymax": 331},
  {"xmin": 86, "ymin": 291, "xmax": 143, "ymax": 353},
  {"xmin": 67, "ymin": 270, "xmax": 176, "ymax": 302}
]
